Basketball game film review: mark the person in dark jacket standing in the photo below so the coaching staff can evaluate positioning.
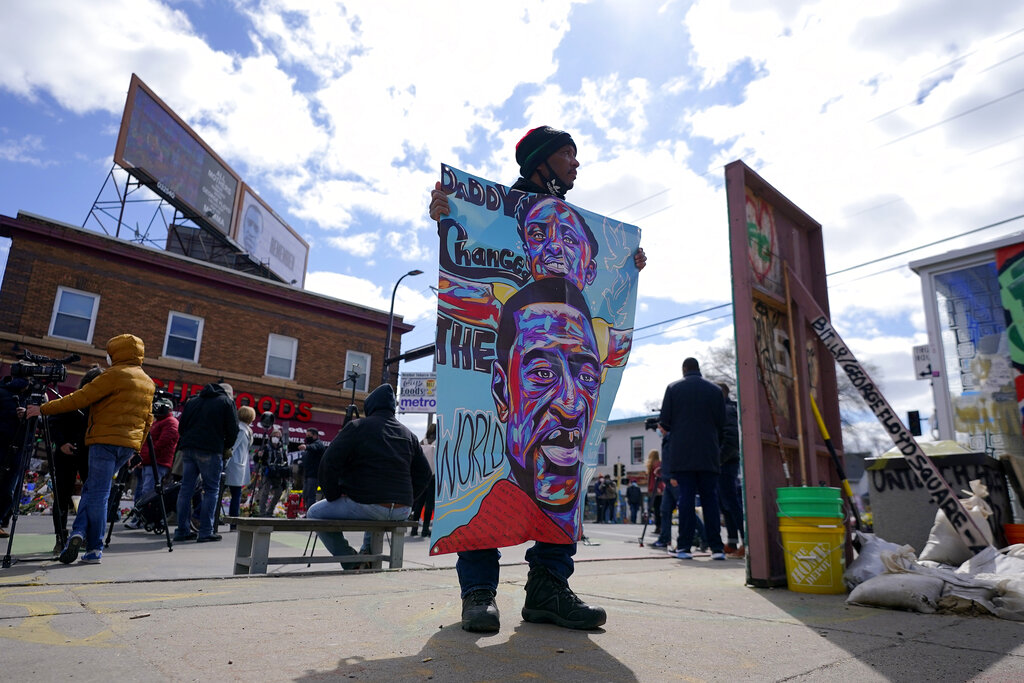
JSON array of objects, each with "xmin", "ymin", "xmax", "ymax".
[
  {"xmin": 308, "ymin": 384, "xmax": 431, "ymax": 569},
  {"xmin": 429, "ymin": 125, "xmax": 646, "ymax": 633},
  {"xmin": 47, "ymin": 366, "xmax": 103, "ymax": 545},
  {"xmin": 626, "ymin": 479, "xmax": 643, "ymax": 524},
  {"xmin": 717, "ymin": 383, "xmax": 744, "ymax": 558},
  {"xmin": 174, "ymin": 383, "xmax": 238, "ymax": 543},
  {"xmin": 659, "ymin": 358, "xmax": 727, "ymax": 560},
  {"xmin": 300, "ymin": 427, "xmax": 327, "ymax": 512}
]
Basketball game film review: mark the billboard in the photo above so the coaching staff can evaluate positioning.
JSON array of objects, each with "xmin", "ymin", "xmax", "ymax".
[
  {"xmin": 232, "ymin": 185, "xmax": 309, "ymax": 287},
  {"xmin": 114, "ymin": 74, "xmax": 240, "ymax": 236}
]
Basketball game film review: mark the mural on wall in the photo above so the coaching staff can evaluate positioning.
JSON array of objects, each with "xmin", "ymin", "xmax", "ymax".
[
  {"xmin": 934, "ymin": 258, "xmax": 1024, "ymax": 458},
  {"xmin": 997, "ymin": 243, "xmax": 1024, "ymax": 442},
  {"xmin": 430, "ymin": 165, "xmax": 641, "ymax": 555}
]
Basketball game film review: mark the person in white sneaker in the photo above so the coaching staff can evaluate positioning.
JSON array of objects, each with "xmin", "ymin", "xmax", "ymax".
[{"xmin": 658, "ymin": 358, "xmax": 727, "ymax": 561}]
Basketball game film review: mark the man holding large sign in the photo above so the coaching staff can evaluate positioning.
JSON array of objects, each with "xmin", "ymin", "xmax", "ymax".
[{"xmin": 428, "ymin": 126, "xmax": 645, "ymax": 633}]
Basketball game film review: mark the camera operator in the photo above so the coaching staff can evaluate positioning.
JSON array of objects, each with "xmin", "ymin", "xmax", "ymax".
[
  {"xmin": 0, "ymin": 375, "xmax": 30, "ymax": 537},
  {"xmin": 46, "ymin": 365, "xmax": 103, "ymax": 549},
  {"xmin": 26, "ymin": 334, "xmax": 155, "ymax": 565}
]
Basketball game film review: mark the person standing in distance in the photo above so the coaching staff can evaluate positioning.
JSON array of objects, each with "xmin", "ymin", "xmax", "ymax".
[
  {"xmin": 174, "ymin": 383, "xmax": 238, "ymax": 542},
  {"xmin": 658, "ymin": 358, "xmax": 727, "ymax": 560},
  {"xmin": 717, "ymin": 382, "xmax": 744, "ymax": 558},
  {"xmin": 300, "ymin": 427, "xmax": 327, "ymax": 512},
  {"xmin": 429, "ymin": 125, "xmax": 646, "ymax": 633}
]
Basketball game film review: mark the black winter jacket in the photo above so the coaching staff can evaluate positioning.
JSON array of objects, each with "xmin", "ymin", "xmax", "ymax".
[
  {"xmin": 318, "ymin": 384, "xmax": 431, "ymax": 506},
  {"xmin": 720, "ymin": 399, "xmax": 740, "ymax": 464},
  {"xmin": 659, "ymin": 370, "xmax": 726, "ymax": 474},
  {"xmin": 177, "ymin": 384, "xmax": 239, "ymax": 454},
  {"xmin": 301, "ymin": 439, "xmax": 327, "ymax": 479}
]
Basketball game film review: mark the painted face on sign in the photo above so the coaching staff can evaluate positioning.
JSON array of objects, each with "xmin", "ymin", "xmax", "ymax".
[
  {"xmin": 521, "ymin": 197, "xmax": 597, "ymax": 288},
  {"xmin": 242, "ymin": 204, "xmax": 263, "ymax": 254},
  {"xmin": 492, "ymin": 300, "xmax": 601, "ymax": 513}
]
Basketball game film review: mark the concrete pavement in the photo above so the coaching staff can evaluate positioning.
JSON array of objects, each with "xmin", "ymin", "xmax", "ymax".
[{"xmin": 1, "ymin": 513, "xmax": 1023, "ymax": 681}]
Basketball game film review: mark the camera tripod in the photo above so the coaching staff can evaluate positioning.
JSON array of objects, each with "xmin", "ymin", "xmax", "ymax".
[{"xmin": 2, "ymin": 385, "xmax": 66, "ymax": 568}]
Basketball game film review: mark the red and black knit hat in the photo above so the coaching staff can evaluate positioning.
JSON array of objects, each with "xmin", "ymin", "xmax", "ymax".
[{"xmin": 515, "ymin": 126, "xmax": 576, "ymax": 178}]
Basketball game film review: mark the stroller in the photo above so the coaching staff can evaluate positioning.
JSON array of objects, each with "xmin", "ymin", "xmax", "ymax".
[{"xmin": 131, "ymin": 480, "xmax": 203, "ymax": 534}]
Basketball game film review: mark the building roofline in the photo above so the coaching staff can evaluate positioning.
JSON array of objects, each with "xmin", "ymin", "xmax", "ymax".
[
  {"xmin": 1, "ymin": 211, "xmax": 413, "ymax": 333},
  {"xmin": 606, "ymin": 413, "xmax": 658, "ymax": 427}
]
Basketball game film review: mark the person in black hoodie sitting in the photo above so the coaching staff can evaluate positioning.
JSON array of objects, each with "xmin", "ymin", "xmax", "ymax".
[
  {"xmin": 174, "ymin": 383, "xmax": 238, "ymax": 542},
  {"xmin": 309, "ymin": 383, "xmax": 431, "ymax": 569}
]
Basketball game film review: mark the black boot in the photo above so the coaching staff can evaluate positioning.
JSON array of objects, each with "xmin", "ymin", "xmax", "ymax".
[
  {"xmin": 461, "ymin": 588, "xmax": 500, "ymax": 632},
  {"xmin": 522, "ymin": 566, "xmax": 606, "ymax": 630}
]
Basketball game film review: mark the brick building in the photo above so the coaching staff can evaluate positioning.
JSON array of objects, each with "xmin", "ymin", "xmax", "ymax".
[{"xmin": 0, "ymin": 211, "xmax": 412, "ymax": 443}]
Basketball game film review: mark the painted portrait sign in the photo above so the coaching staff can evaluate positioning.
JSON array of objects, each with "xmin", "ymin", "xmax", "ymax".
[
  {"xmin": 746, "ymin": 187, "xmax": 782, "ymax": 296},
  {"xmin": 429, "ymin": 165, "xmax": 640, "ymax": 555}
]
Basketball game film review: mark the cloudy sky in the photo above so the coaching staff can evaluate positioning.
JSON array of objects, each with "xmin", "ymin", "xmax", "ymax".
[{"xmin": 2, "ymin": 0, "xmax": 1023, "ymax": 447}]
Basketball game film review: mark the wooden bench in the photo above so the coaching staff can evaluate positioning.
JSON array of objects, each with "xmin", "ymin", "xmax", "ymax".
[{"xmin": 222, "ymin": 516, "xmax": 417, "ymax": 575}]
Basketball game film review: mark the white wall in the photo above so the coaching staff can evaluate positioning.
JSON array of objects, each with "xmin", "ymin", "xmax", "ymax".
[{"xmin": 597, "ymin": 415, "xmax": 663, "ymax": 481}]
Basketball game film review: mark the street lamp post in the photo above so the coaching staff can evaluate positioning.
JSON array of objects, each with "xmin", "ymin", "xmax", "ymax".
[{"xmin": 382, "ymin": 269, "xmax": 423, "ymax": 385}]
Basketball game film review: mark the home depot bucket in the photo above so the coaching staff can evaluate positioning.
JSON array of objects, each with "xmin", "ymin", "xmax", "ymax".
[
  {"xmin": 776, "ymin": 486, "xmax": 843, "ymax": 519},
  {"xmin": 778, "ymin": 516, "xmax": 846, "ymax": 594}
]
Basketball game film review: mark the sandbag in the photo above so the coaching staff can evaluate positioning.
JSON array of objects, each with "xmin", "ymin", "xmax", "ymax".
[
  {"xmin": 843, "ymin": 531, "xmax": 914, "ymax": 590},
  {"xmin": 847, "ymin": 572, "xmax": 945, "ymax": 614},
  {"xmin": 917, "ymin": 479, "xmax": 994, "ymax": 566}
]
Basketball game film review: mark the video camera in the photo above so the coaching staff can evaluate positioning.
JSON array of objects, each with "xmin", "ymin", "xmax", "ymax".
[
  {"xmin": 644, "ymin": 416, "xmax": 660, "ymax": 431},
  {"xmin": 10, "ymin": 349, "xmax": 80, "ymax": 388},
  {"xmin": 153, "ymin": 389, "xmax": 176, "ymax": 417}
]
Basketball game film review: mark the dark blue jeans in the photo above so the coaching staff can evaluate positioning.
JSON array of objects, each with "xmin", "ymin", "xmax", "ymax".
[
  {"xmin": 674, "ymin": 471, "xmax": 724, "ymax": 554},
  {"xmin": 71, "ymin": 444, "xmax": 135, "ymax": 551},
  {"xmin": 457, "ymin": 542, "xmax": 575, "ymax": 597},
  {"xmin": 657, "ymin": 483, "xmax": 678, "ymax": 545},
  {"xmin": 176, "ymin": 449, "xmax": 223, "ymax": 538},
  {"xmin": 718, "ymin": 460, "xmax": 744, "ymax": 544}
]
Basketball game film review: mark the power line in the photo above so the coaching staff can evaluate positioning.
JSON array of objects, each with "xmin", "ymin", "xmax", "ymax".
[
  {"xmin": 826, "ymin": 211, "xmax": 1024, "ymax": 277},
  {"xmin": 633, "ymin": 303, "xmax": 731, "ymax": 333},
  {"xmin": 632, "ymin": 311, "xmax": 734, "ymax": 343},
  {"xmin": 878, "ymin": 86, "xmax": 1024, "ymax": 148},
  {"xmin": 630, "ymin": 210, "xmax": 1024, "ymax": 341}
]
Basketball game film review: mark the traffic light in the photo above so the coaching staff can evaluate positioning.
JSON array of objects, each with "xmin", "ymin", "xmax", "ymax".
[
  {"xmin": 908, "ymin": 410, "xmax": 922, "ymax": 436},
  {"xmin": 613, "ymin": 463, "xmax": 623, "ymax": 479}
]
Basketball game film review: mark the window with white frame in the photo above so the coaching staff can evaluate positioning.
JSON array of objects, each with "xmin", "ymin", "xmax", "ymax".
[
  {"xmin": 631, "ymin": 436, "xmax": 644, "ymax": 465},
  {"xmin": 266, "ymin": 334, "xmax": 298, "ymax": 379},
  {"xmin": 344, "ymin": 350, "xmax": 371, "ymax": 393},
  {"xmin": 49, "ymin": 287, "xmax": 99, "ymax": 343},
  {"xmin": 163, "ymin": 312, "xmax": 204, "ymax": 362}
]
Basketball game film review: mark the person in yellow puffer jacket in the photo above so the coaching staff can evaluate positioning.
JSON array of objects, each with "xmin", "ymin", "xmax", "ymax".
[{"xmin": 27, "ymin": 334, "xmax": 155, "ymax": 565}]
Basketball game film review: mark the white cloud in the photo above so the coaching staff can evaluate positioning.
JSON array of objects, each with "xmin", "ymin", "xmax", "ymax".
[
  {"xmin": 327, "ymin": 231, "xmax": 379, "ymax": 258},
  {"xmin": 304, "ymin": 269, "xmax": 436, "ymax": 324},
  {"xmin": 0, "ymin": 134, "xmax": 54, "ymax": 166}
]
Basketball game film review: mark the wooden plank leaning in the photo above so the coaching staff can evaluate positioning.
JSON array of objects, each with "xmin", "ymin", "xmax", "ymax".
[{"xmin": 785, "ymin": 263, "xmax": 991, "ymax": 555}]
